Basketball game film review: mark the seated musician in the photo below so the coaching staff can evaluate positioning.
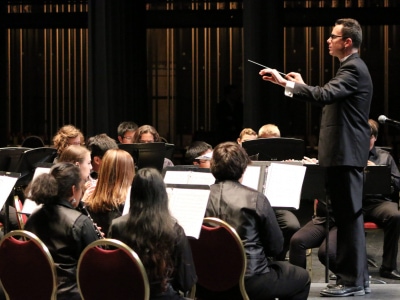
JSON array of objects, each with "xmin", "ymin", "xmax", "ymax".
[
  {"xmin": 184, "ymin": 141, "xmax": 213, "ymax": 168},
  {"xmin": 290, "ymin": 119, "xmax": 400, "ymax": 284},
  {"xmin": 109, "ymin": 168, "xmax": 197, "ymax": 299},
  {"xmin": 256, "ymin": 123, "xmax": 301, "ymax": 261},
  {"xmin": 236, "ymin": 128, "xmax": 257, "ymax": 146},
  {"xmin": 24, "ymin": 163, "xmax": 100, "ymax": 300},
  {"xmin": 205, "ymin": 142, "xmax": 310, "ymax": 300},
  {"xmin": 133, "ymin": 124, "xmax": 174, "ymax": 169}
]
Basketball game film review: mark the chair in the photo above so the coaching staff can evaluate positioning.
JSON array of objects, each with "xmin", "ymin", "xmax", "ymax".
[
  {"xmin": 21, "ymin": 136, "xmax": 45, "ymax": 148},
  {"xmin": 77, "ymin": 238, "xmax": 150, "ymax": 300},
  {"xmin": 0, "ymin": 230, "xmax": 57, "ymax": 300},
  {"xmin": 188, "ymin": 217, "xmax": 249, "ymax": 300}
]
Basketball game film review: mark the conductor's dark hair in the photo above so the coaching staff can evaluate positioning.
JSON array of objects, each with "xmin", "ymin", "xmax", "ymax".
[{"xmin": 336, "ymin": 18, "xmax": 362, "ymax": 48}]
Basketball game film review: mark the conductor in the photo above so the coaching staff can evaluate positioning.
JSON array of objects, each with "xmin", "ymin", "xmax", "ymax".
[{"xmin": 259, "ymin": 18, "xmax": 372, "ymax": 297}]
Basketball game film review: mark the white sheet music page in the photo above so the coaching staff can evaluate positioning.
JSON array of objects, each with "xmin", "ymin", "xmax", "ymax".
[
  {"xmin": 167, "ymin": 187, "xmax": 210, "ymax": 239},
  {"xmin": 264, "ymin": 163, "xmax": 306, "ymax": 210},
  {"xmin": 0, "ymin": 175, "xmax": 19, "ymax": 209},
  {"xmin": 21, "ymin": 166, "xmax": 51, "ymax": 214},
  {"xmin": 242, "ymin": 165, "xmax": 262, "ymax": 191},
  {"xmin": 164, "ymin": 171, "xmax": 191, "ymax": 184},
  {"xmin": 164, "ymin": 170, "xmax": 215, "ymax": 186}
]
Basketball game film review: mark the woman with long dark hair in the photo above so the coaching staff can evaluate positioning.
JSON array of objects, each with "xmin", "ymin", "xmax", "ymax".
[{"xmin": 109, "ymin": 168, "xmax": 197, "ymax": 299}]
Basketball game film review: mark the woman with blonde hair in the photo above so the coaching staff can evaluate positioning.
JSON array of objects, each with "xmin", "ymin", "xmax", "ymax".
[{"xmin": 84, "ymin": 148, "xmax": 135, "ymax": 236}]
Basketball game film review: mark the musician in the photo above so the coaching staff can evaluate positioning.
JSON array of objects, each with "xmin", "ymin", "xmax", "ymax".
[
  {"xmin": 258, "ymin": 123, "xmax": 280, "ymax": 138},
  {"xmin": 361, "ymin": 119, "xmax": 400, "ymax": 279},
  {"xmin": 260, "ymin": 18, "xmax": 372, "ymax": 296},
  {"xmin": 205, "ymin": 142, "xmax": 310, "ymax": 300},
  {"xmin": 84, "ymin": 149, "xmax": 135, "ymax": 236},
  {"xmin": 58, "ymin": 145, "xmax": 94, "ymax": 202},
  {"xmin": 117, "ymin": 121, "xmax": 138, "ymax": 144},
  {"xmin": 133, "ymin": 124, "xmax": 174, "ymax": 168},
  {"xmin": 108, "ymin": 168, "xmax": 197, "ymax": 299},
  {"xmin": 24, "ymin": 162, "xmax": 100, "ymax": 300},
  {"xmin": 290, "ymin": 119, "xmax": 400, "ymax": 284},
  {"xmin": 52, "ymin": 124, "xmax": 85, "ymax": 163},
  {"xmin": 86, "ymin": 133, "xmax": 118, "ymax": 180},
  {"xmin": 256, "ymin": 123, "xmax": 301, "ymax": 261},
  {"xmin": 236, "ymin": 128, "xmax": 257, "ymax": 145},
  {"xmin": 184, "ymin": 140, "xmax": 213, "ymax": 168}
]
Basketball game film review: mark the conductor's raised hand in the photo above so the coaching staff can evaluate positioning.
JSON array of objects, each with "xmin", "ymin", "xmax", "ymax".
[
  {"xmin": 259, "ymin": 68, "xmax": 287, "ymax": 87},
  {"xmin": 286, "ymin": 72, "xmax": 305, "ymax": 84}
]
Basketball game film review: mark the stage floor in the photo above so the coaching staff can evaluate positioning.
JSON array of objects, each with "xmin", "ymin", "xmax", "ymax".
[{"xmin": 293, "ymin": 199, "xmax": 400, "ymax": 298}]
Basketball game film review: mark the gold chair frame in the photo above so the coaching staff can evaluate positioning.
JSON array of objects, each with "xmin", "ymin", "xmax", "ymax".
[
  {"xmin": 77, "ymin": 238, "xmax": 150, "ymax": 300},
  {"xmin": 189, "ymin": 217, "xmax": 249, "ymax": 300},
  {"xmin": 0, "ymin": 229, "xmax": 57, "ymax": 300}
]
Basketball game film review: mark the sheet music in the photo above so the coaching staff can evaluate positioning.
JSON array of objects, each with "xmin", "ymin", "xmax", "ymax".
[
  {"xmin": 163, "ymin": 170, "xmax": 215, "ymax": 186},
  {"xmin": 242, "ymin": 165, "xmax": 263, "ymax": 191},
  {"xmin": 264, "ymin": 163, "xmax": 306, "ymax": 210},
  {"xmin": 0, "ymin": 175, "xmax": 19, "ymax": 209},
  {"xmin": 21, "ymin": 166, "xmax": 51, "ymax": 214},
  {"xmin": 121, "ymin": 187, "xmax": 132, "ymax": 215},
  {"xmin": 167, "ymin": 187, "xmax": 210, "ymax": 239}
]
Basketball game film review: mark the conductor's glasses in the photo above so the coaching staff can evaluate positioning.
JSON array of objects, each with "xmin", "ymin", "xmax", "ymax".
[{"xmin": 329, "ymin": 34, "xmax": 343, "ymax": 40}]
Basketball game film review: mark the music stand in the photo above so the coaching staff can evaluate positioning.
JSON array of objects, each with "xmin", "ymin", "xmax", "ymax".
[
  {"xmin": 301, "ymin": 164, "xmax": 327, "ymax": 200},
  {"xmin": 242, "ymin": 138, "xmax": 305, "ymax": 161},
  {"xmin": 165, "ymin": 143, "xmax": 175, "ymax": 160},
  {"xmin": 119, "ymin": 143, "xmax": 166, "ymax": 172},
  {"xmin": 363, "ymin": 165, "xmax": 391, "ymax": 195},
  {"xmin": 14, "ymin": 147, "xmax": 57, "ymax": 187},
  {"xmin": 0, "ymin": 147, "xmax": 31, "ymax": 173}
]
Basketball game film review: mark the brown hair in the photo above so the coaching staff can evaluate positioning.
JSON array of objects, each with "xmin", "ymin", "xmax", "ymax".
[
  {"xmin": 59, "ymin": 145, "xmax": 90, "ymax": 165},
  {"xmin": 211, "ymin": 141, "xmax": 251, "ymax": 181},
  {"xmin": 85, "ymin": 149, "xmax": 135, "ymax": 212},
  {"xmin": 133, "ymin": 125, "xmax": 160, "ymax": 143},
  {"xmin": 369, "ymin": 119, "xmax": 379, "ymax": 138},
  {"xmin": 53, "ymin": 124, "xmax": 85, "ymax": 155}
]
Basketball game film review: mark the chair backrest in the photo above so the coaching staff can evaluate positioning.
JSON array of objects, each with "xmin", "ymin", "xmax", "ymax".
[
  {"xmin": 188, "ymin": 217, "xmax": 249, "ymax": 300},
  {"xmin": 21, "ymin": 136, "xmax": 45, "ymax": 148},
  {"xmin": 77, "ymin": 238, "xmax": 150, "ymax": 300},
  {"xmin": 0, "ymin": 230, "xmax": 57, "ymax": 300}
]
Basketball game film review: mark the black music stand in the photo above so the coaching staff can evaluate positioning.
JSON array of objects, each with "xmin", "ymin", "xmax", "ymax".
[
  {"xmin": 13, "ymin": 147, "xmax": 57, "ymax": 187},
  {"xmin": 119, "ymin": 142, "xmax": 166, "ymax": 172},
  {"xmin": 363, "ymin": 165, "xmax": 391, "ymax": 195},
  {"xmin": 301, "ymin": 164, "xmax": 327, "ymax": 200},
  {"xmin": 0, "ymin": 147, "xmax": 31, "ymax": 173},
  {"xmin": 165, "ymin": 143, "xmax": 175, "ymax": 160},
  {"xmin": 242, "ymin": 138, "xmax": 305, "ymax": 161}
]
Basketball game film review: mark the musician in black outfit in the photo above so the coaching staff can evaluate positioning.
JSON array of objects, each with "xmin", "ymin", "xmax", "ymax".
[
  {"xmin": 289, "ymin": 119, "xmax": 400, "ymax": 282},
  {"xmin": 206, "ymin": 142, "xmax": 310, "ymax": 300},
  {"xmin": 24, "ymin": 162, "xmax": 99, "ymax": 300}
]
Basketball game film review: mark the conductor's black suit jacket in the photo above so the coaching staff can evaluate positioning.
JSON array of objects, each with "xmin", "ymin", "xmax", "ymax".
[{"xmin": 287, "ymin": 53, "xmax": 373, "ymax": 167}]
